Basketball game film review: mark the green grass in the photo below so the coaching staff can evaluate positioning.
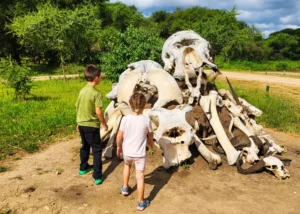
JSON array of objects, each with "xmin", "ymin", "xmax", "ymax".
[
  {"xmin": 0, "ymin": 78, "xmax": 112, "ymax": 159},
  {"xmin": 215, "ymin": 80, "xmax": 300, "ymax": 134},
  {"xmin": 1, "ymin": 74, "xmax": 299, "ymax": 159},
  {"xmin": 215, "ymin": 59, "xmax": 300, "ymax": 72},
  {"xmin": 0, "ymin": 165, "xmax": 7, "ymax": 172}
]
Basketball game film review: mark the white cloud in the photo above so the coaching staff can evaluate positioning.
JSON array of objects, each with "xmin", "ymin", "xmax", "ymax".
[
  {"xmin": 280, "ymin": 24, "xmax": 300, "ymax": 29},
  {"xmin": 110, "ymin": 0, "xmax": 300, "ymax": 38},
  {"xmin": 280, "ymin": 15, "xmax": 294, "ymax": 24},
  {"xmin": 262, "ymin": 29, "xmax": 276, "ymax": 38},
  {"xmin": 254, "ymin": 23, "xmax": 275, "ymax": 29}
]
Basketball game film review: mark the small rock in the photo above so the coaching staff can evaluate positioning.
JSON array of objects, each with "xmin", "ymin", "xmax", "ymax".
[{"xmin": 55, "ymin": 171, "xmax": 61, "ymax": 175}]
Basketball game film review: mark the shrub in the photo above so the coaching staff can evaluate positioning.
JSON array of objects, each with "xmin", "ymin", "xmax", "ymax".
[{"xmin": 0, "ymin": 59, "xmax": 33, "ymax": 100}]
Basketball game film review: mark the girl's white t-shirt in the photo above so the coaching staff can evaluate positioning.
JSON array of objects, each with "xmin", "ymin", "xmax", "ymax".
[{"xmin": 119, "ymin": 114, "xmax": 152, "ymax": 157}]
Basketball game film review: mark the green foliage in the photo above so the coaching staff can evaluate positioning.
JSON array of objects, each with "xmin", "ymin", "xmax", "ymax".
[
  {"xmin": 0, "ymin": 78, "xmax": 111, "ymax": 159},
  {"xmin": 1, "ymin": 1, "xmax": 300, "ymax": 66},
  {"xmin": 99, "ymin": 25, "xmax": 164, "ymax": 81},
  {"xmin": 8, "ymin": 3, "xmax": 102, "ymax": 65},
  {"xmin": 0, "ymin": 59, "xmax": 33, "ymax": 100},
  {"xmin": 0, "ymin": 210, "xmax": 11, "ymax": 214},
  {"xmin": 0, "ymin": 166, "xmax": 7, "ymax": 173},
  {"xmin": 215, "ymin": 58, "xmax": 300, "ymax": 71},
  {"xmin": 264, "ymin": 33, "xmax": 300, "ymax": 60},
  {"xmin": 150, "ymin": 7, "xmax": 264, "ymax": 61},
  {"xmin": 102, "ymin": 3, "xmax": 148, "ymax": 31}
]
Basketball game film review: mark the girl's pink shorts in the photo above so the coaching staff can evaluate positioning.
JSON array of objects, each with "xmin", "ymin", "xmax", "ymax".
[{"xmin": 123, "ymin": 155, "xmax": 146, "ymax": 171}]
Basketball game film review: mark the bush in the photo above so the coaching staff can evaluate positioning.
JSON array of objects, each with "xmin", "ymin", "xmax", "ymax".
[
  {"xmin": 99, "ymin": 25, "xmax": 163, "ymax": 82},
  {"xmin": 0, "ymin": 59, "xmax": 33, "ymax": 100}
]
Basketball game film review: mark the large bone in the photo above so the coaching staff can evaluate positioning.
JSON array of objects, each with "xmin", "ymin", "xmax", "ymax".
[
  {"xmin": 160, "ymin": 139, "xmax": 192, "ymax": 169},
  {"xmin": 200, "ymin": 91, "xmax": 240, "ymax": 165},
  {"xmin": 232, "ymin": 116, "xmax": 260, "ymax": 163},
  {"xmin": 145, "ymin": 69, "xmax": 183, "ymax": 108},
  {"xmin": 162, "ymin": 30, "xmax": 218, "ymax": 75},
  {"xmin": 179, "ymin": 48, "xmax": 202, "ymax": 104},
  {"xmin": 106, "ymin": 60, "xmax": 162, "ymax": 100},
  {"xmin": 149, "ymin": 105, "xmax": 195, "ymax": 168},
  {"xmin": 194, "ymin": 135, "xmax": 222, "ymax": 170},
  {"xmin": 103, "ymin": 114, "xmax": 122, "ymax": 159},
  {"xmin": 239, "ymin": 97, "xmax": 262, "ymax": 117},
  {"xmin": 117, "ymin": 68, "xmax": 183, "ymax": 108},
  {"xmin": 102, "ymin": 103, "xmax": 135, "ymax": 158}
]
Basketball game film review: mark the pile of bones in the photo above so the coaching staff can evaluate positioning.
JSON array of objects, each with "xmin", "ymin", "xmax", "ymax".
[{"xmin": 101, "ymin": 30, "xmax": 291, "ymax": 180}]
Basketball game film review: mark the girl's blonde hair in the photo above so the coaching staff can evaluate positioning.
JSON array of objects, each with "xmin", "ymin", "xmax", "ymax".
[{"xmin": 129, "ymin": 93, "xmax": 146, "ymax": 113}]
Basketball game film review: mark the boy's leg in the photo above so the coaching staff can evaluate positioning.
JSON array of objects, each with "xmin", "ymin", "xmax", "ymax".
[
  {"xmin": 88, "ymin": 128, "xmax": 103, "ymax": 180},
  {"xmin": 79, "ymin": 126, "xmax": 91, "ymax": 171}
]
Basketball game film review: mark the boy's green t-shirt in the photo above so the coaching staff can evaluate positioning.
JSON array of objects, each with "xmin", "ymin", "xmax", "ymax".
[{"xmin": 76, "ymin": 85, "xmax": 103, "ymax": 128}]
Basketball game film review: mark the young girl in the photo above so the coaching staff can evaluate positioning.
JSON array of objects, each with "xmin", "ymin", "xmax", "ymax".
[{"xmin": 116, "ymin": 92, "xmax": 154, "ymax": 211}]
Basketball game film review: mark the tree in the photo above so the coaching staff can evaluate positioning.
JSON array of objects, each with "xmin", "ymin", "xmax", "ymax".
[
  {"xmin": 264, "ymin": 33, "xmax": 299, "ymax": 60},
  {"xmin": 8, "ymin": 3, "xmax": 102, "ymax": 76},
  {"xmin": 99, "ymin": 25, "xmax": 164, "ymax": 81}
]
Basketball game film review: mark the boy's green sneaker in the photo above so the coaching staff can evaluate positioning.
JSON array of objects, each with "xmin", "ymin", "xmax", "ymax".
[
  {"xmin": 79, "ymin": 165, "xmax": 93, "ymax": 175},
  {"xmin": 95, "ymin": 176, "xmax": 104, "ymax": 185}
]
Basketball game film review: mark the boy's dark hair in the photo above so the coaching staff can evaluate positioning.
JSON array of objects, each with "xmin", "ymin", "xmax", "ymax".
[
  {"xmin": 84, "ymin": 64, "xmax": 102, "ymax": 81},
  {"xmin": 129, "ymin": 93, "xmax": 146, "ymax": 113}
]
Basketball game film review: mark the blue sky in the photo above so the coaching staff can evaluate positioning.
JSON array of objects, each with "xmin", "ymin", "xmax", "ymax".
[{"xmin": 110, "ymin": 0, "xmax": 300, "ymax": 38}]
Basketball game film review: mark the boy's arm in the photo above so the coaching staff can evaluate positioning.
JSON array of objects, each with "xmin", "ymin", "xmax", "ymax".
[
  {"xmin": 96, "ymin": 106, "xmax": 108, "ymax": 131},
  {"xmin": 116, "ymin": 130, "xmax": 124, "ymax": 157}
]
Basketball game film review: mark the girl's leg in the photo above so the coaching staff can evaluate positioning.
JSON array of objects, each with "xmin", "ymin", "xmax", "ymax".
[
  {"xmin": 123, "ymin": 163, "xmax": 131, "ymax": 188},
  {"xmin": 136, "ymin": 169, "xmax": 145, "ymax": 202}
]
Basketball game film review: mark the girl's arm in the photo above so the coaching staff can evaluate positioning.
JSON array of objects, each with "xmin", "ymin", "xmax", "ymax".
[
  {"xmin": 147, "ymin": 132, "xmax": 154, "ymax": 150},
  {"xmin": 116, "ymin": 130, "xmax": 124, "ymax": 157}
]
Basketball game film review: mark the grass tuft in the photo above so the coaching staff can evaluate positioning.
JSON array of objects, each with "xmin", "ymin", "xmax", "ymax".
[{"xmin": 0, "ymin": 166, "xmax": 8, "ymax": 173}]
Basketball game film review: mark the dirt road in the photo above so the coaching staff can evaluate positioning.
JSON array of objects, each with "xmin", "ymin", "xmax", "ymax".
[
  {"xmin": 219, "ymin": 71, "xmax": 300, "ymax": 87},
  {"xmin": 1, "ymin": 72, "xmax": 300, "ymax": 214}
]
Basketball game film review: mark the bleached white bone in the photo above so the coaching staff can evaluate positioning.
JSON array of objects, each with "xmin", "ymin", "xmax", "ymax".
[
  {"xmin": 239, "ymin": 97, "xmax": 263, "ymax": 117},
  {"xmin": 149, "ymin": 105, "xmax": 195, "ymax": 168},
  {"xmin": 116, "ymin": 68, "xmax": 183, "ymax": 109},
  {"xmin": 264, "ymin": 156, "xmax": 290, "ymax": 180},
  {"xmin": 145, "ymin": 69, "xmax": 183, "ymax": 108},
  {"xmin": 103, "ymin": 114, "xmax": 122, "ymax": 159},
  {"xmin": 162, "ymin": 30, "xmax": 217, "ymax": 76},
  {"xmin": 258, "ymin": 134, "xmax": 285, "ymax": 154},
  {"xmin": 194, "ymin": 135, "xmax": 222, "ymax": 169},
  {"xmin": 200, "ymin": 91, "xmax": 240, "ymax": 165},
  {"xmin": 106, "ymin": 60, "xmax": 162, "ymax": 100},
  {"xmin": 160, "ymin": 139, "xmax": 192, "ymax": 169},
  {"xmin": 232, "ymin": 116, "xmax": 260, "ymax": 163},
  {"xmin": 246, "ymin": 118, "xmax": 265, "ymax": 135}
]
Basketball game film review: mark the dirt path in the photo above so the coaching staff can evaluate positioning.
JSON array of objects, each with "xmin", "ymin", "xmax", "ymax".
[
  {"xmin": 0, "ymin": 128, "xmax": 299, "ymax": 214},
  {"xmin": 31, "ymin": 74, "xmax": 80, "ymax": 81},
  {"xmin": 220, "ymin": 71, "xmax": 300, "ymax": 87},
  {"xmin": 1, "ymin": 72, "xmax": 300, "ymax": 214}
]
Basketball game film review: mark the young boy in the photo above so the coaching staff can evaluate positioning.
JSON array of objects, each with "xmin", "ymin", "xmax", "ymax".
[
  {"xmin": 76, "ymin": 64, "xmax": 108, "ymax": 185},
  {"xmin": 116, "ymin": 93, "xmax": 154, "ymax": 211}
]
